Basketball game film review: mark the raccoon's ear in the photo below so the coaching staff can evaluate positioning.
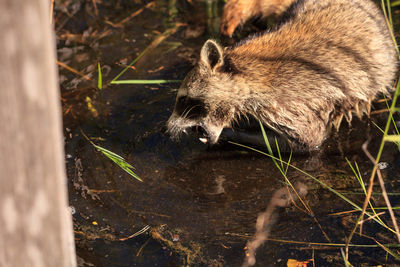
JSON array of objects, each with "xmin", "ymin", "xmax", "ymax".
[{"xmin": 200, "ymin": 40, "xmax": 224, "ymax": 72}]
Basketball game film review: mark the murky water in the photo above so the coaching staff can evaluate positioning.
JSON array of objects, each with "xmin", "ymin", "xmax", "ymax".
[{"xmin": 56, "ymin": 0, "xmax": 400, "ymax": 266}]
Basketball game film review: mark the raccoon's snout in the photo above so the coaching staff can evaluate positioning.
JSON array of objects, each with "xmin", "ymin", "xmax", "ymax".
[
  {"xmin": 167, "ymin": 95, "xmax": 219, "ymax": 143},
  {"xmin": 166, "ymin": 113, "xmax": 224, "ymax": 145},
  {"xmin": 166, "ymin": 113, "xmax": 198, "ymax": 140}
]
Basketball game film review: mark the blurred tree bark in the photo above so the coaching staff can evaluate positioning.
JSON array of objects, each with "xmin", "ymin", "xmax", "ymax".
[{"xmin": 0, "ymin": 1, "xmax": 76, "ymax": 266}]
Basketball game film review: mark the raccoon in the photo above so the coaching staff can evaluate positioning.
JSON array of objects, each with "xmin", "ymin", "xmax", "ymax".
[{"xmin": 167, "ymin": 0, "xmax": 398, "ymax": 150}]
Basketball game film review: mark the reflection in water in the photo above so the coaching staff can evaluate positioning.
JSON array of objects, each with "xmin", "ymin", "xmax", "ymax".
[{"xmin": 243, "ymin": 183, "xmax": 308, "ymax": 266}]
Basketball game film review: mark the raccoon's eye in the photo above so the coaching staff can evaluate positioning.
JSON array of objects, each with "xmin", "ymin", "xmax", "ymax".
[{"xmin": 177, "ymin": 96, "xmax": 187, "ymax": 104}]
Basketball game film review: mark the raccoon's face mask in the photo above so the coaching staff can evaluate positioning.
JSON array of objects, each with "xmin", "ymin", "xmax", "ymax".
[{"xmin": 167, "ymin": 40, "xmax": 235, "ymax": 144}]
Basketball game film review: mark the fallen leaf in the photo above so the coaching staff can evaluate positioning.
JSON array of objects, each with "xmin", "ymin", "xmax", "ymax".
[{"xmin": 287, "ymin": 259, "xmax": 313, "ymax": 267}]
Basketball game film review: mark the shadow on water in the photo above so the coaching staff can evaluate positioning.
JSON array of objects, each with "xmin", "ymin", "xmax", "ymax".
[{"xmin": 56, "ymin": 0, "xmax": 400, "ymax": 265}]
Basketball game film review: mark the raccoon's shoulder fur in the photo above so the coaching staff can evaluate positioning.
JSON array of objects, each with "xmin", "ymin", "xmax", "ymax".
[{"xmin": 167, "ymin": 0, "xmax": 398, "ymax": 149}]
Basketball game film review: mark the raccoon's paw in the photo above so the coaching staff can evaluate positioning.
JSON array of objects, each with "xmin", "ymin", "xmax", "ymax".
[
  {"xmin": 220, "ymin": 0, "xmax": 255, "ymax": 36},
  {"xmin": 220, "ymin": 2, "xmax": 242, "ymax": 36}
]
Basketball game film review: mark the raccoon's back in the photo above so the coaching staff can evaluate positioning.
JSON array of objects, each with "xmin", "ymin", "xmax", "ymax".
[
  {"xmin": 232, "ymin": 0, "xmax": 397, "ymax": 99},
  {"xmin": 286, "ymin": 0, "xmax": 397, "ymax": 95},
  {"xmin": 228, "ymin": 0, "xmax": 398, "ymax": 146}
]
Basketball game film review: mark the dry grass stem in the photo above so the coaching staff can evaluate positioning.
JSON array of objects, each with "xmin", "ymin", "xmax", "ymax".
[
  {"xmin": 110, "ymin": 1, "xmax": 155, "ymax": 28},
  {"xmin": 57, "ymin": 60, "xmax": 92, "ymax": 81},
  {"xmin": 362, "ymin": 143, "xmax": 400, "ymax": 243},
  {"xmin": 358, "ymin": 211, "xmax": 386, "ymax": 225},
  {"xmin": 371, "ymin": 109, "xmax": 390, "ymax": 115},
  {"xmin": 91, "ymin": 0, "xmax": 98, "ymax": 16}
]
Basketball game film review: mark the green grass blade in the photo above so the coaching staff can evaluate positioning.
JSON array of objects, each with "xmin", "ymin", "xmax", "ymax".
[
  {"xmin": 110, "ymin": 79, "xmax": 181, "ymax": 84},
  {"xmin": 259, "ymin": 121, "xmax": 279, "ymax": 171},
  {"xmin": 258, "ymin": 123, "xmax": 310, "ymax": 214},
  {"xmin": 97, "ymin": 62, "xmax": 102, "ymax": 90},
  {"xmin": 259, "ymin": 121, "xmax": 273, "ymax": 154},
  {"xmin": 81, "ymin": 131, "xmax": 142, "ymax": 182},
  {"xmin": 98, "ymin": 148, "xmax": 142, "ymax": 181},
  {"xmin": 384, "ymin": 94, "xmax": 400, "ymax": 136},
  {"xmin": 384, "ymin": 135, "xmax": 400, "ymax": 142},
  {"xmin": 342, "ymin": 192, "xmax": 400, "ymax": 196},
  {"xmin": 340, "ymin": 248, "xmax": 352, "ymax": 267},
  {"xmin": 228, "ymin": 141, "xmax": 397, "ymax": 234},
  {"xmin": 111, "ymin": 47, "xmax": 148, "ymax": 83},
  {"xmin": 346, "ymin": 159, "xmax": 387, "ymax": 227},
  {"xmin": 386, "ymin": 0, "xmax": 393, "ymax": 30},
  {"xmin": 285, "ymin": 150, "xmax": 293, "ymax": 175},
  {"xmin": 376, "ymin": 241, "xmax": 400, "ymax": 261},
  {"xmin": 372, "ymin": 121, "xmax": 385, "ymax": 134},
  {"xmin": 381, "ymin": 0, "xmax": 400, "ymax": 56},
  {"xmin": 93, "ymin": 144, "xmax": 125, "ymax": 161},
  {"xmin": 373, "ymin": 206, "xmax": 400, "ymax": 210},
  {"xmin": 275, "ymin": 136, "xmax": 284, "ymax": 170},
  {"xmin": 111, "ymin": 26, "xmax": 180, "ymax": 83}
]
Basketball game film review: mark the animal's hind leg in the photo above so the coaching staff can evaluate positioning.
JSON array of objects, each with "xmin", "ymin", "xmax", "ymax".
[{"xmin": 220, "ymin": 0, "xmax": 296, "ymax": 36}]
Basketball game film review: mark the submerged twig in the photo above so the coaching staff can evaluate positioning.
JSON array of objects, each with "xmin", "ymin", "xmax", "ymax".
[
  {"xmin": 119, "ymin": 225, "xmax": 151, "ymax": 241},
  {"xmin": 57, "ymin": 60, "xmax": 92, "ymax": 81},
  {"xmin": 136, "ymin": 238, "xmax": 151, "ymax": 256}
]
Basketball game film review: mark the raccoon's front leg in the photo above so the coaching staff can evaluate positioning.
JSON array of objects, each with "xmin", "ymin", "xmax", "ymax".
[
  {"xmin": 220, "ymin": 0, "xmax": 296, "ymax": 36},
  {"xmin": 220, "ymin": 128, "xmax": 308, "ymax": 153}
]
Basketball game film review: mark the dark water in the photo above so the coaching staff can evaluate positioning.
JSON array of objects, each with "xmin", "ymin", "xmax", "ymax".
[{"xmin": 56, "ymin": 0, "xmax": 400, "ymax": 266}]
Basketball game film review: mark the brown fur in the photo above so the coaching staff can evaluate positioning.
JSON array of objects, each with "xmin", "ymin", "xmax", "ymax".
[
  {"xmin": 221, "ymin": 0, "xmax": 295, "ymax": 36},
  {"xmin": 167, "ymin": 0, "xmax": 398, "ymax": 149}
]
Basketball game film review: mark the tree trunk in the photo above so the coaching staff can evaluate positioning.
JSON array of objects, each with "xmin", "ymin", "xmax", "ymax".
[{"xmin": 0, "ymin": 1, "xmax": 76, "ymax": 266}]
